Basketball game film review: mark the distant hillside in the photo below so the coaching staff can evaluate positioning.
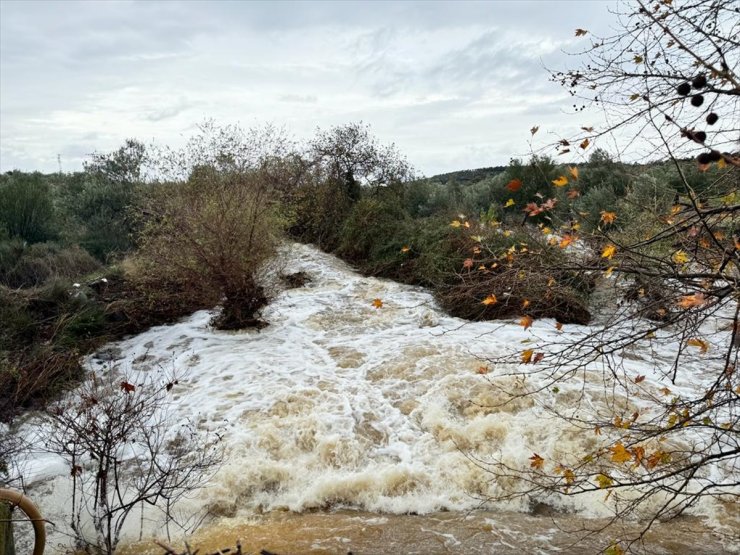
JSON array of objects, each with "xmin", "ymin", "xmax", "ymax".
[{"xmin": 427, "ymin": 166, "xmax": 507, "ymax": 186}]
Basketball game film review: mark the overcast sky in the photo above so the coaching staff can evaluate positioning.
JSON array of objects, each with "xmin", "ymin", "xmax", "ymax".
[{"xmin": 0, "ymin": 0, "xmax": 617, "ymax": 176}]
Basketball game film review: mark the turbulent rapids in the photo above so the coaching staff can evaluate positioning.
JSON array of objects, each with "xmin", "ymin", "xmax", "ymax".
[{"xmin": 11, "ymin": 244, "xmax": 739, "ymax": 553}]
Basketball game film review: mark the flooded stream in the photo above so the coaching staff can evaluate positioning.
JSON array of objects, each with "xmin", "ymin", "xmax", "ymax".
[{"xmin": 11, "ymin": 244, "xmax": 739, "ymax": 553}]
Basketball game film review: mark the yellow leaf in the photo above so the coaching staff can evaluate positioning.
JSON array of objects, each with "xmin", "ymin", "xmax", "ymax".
[
  {"xmin": 450, "ymin": 220, "xmax": 462, "ymax": 228},
  {"xmin": 463, "ymin": 221, "xmax": 471, "ymax": 228},
  {"xmin": 605, "ymin": 542, "xmax": 625, "ymax": 555},
  {"xmin": 521, "ymin": 349, "xmax": 534, "ymax": 363},
  {"xmin": 482, "ymin": 294, "xmax": 498, "ymax": 306},
  {"xmin": 372, "ymin": 298, "xmax": 383, "ymax": 309},
  {"xmin": 568, "ymin": 166, "xmax": 579, "ymax": 180},
  {"xmin": 400, "ymin": 245, "xmax": 410, "ymax": 253},
  {"xmin": 580, "ymin": 138, "xmax": 590, "ymax": 150},
  {"xmin": 505, "ymin": 198, "xmax": 516, "ymax": 207},
  {"xmin": 687, "ymin": 338, "xmax": 709, "ymax": 353},
  {"xmin": 610, "ymin": 442, "xmax": 632, "ymax": 464},
  {"xmin": 563, "ymin": 468, "xmax": 576, "ymax": 485},
  {"xmin": 520, "ymin": 315, "xmax": 534, "ymax": 330},
  {"xmin": 601, "ymin": 244, "xmax": 617, "ymax": 259},
  {"xmin": 672, "ymin": 250, "xmax": 690, "ymax": 264},
  {"xmin": 717, "ymin": 157, "xmax": 727, "ymax": 169},
  {"xmin": 529, "ymin": 453, "xmax": 545, "ymax": 470},
  {"xmin": 604, "ymin": 266, "xmax": 615, "ymax": 277},
  {"xmin": 552, "ymin": 175, "xmax": 569, "ymax": 187},
  {"xmin": 600, "ymin": 210, "xmax": 617, "ymax": 224},
  {"xmin": 522, "ymin": 299, "xmax": 531, "ymax": 309},
  {"xmin": 596, "ymin": 473, "xmax": 613, "ymax": 489}
]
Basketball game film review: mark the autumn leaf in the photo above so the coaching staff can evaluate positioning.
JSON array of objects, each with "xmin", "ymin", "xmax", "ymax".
[
  {"xmin": 610, "ymin": 442, "xmax": 633, "ymax": 464},
  {"xmin": 552, "ymin": 175, "xmax": 569, "ymax": 187},
  {"xmin": 120, "ymin": 381, "xmax": 136, "ymax": 393},
  {"xmin": 629, "ymin": 93, "xmax": 640, "ymax": 101},
  {"xmin": 568, "ymin": 166, "xmax": 579, "ymax": 180},
  {"xmin": 400, "ymin": 245, "xmax": 410, "ymax": 253},
  {"xmin": 450, "ymin": 220, "xmax": 462, "ymax": 228},
  {"xmin": 659, "ymin": 386, "xmax": 672, "ymax": 396},
  {"xmin": 575, "ymin": 28, "xmax": 588, "ymax": 36},
  {"xmin": 521, "ymin": 349, "xmax": 534, "ymax": 363},
  {"xmin": 507, "ymin": 178, "xmax": 523, "ymax": 192},
  {"xmin": 477, "ymin": 366, "xmax": 489, "ymax": 375},
  {"xmin": 634, "ymin": 375, "xmax": 646, "ymax": 384},
  {"xmin": 559, "ymin": 234, "xmax": 576, "ymax": 248},
  {"xmin": 678, "ymin": 292, "xmax": 706, "ymax": 309},
  {"xmin": 600, "ymin": 210, "xmax": 617, "ymax": 224},
  {"xmin": 632, "ymin": 446, "xmax": 645, "ymax": 466},
  {"xmin": 522, "ymin": 299, "xmax": 530, "ymax": 309},
  {"xmin": 566, "ymin": 189, "xmax": 580, "ymax": 199},
  {"xmin": 520, "ymin": 315, "xmax": 534, "ymax": 330},
  {"xmin": 482, "ymin": 294, "xmax": 498, "ymax": 306},
  {"xmin": 529, "ymin": 453, "xmax": 545, "ymax": 470},
  {"xmin": 596, "ymin": 473, "xmax": 613, "ymax": 488},
  {"xmin": 463, "ymin": 258, "xmax": 474, "ymax": 269},
  {"xmin": 634, "ymin": 55, "xmax": 644, "ymax": 64},
  {"xmin": 604, "ymin": 266, "xmax": 615, "ymax": 277},
  {"xmin": 601, "ymin": 244, "xmax": 617, "ymax": 259},
  {"xmin": 555, "ymin": 322, "xmax": 564, "ymax": 331},
  {"xmin": 563, "ymin": 468, "xmax": 576, "ymax": 485},
  {"xmin": 530, "ymin": 125, "xmax": 539, "ymax": 135},
  {"xmin": 605, "ymin": 542, "xmax": 625, "ymax": 555},
  {"xmin": 672, "ymin": 250, "xmax": 690, "ymax": 264},
  {"xmin": 372, "ymin": 298, "xmax": 383, "ymax": 309},
  {"xmin": 687, "ymin": 338, "xmax": 709, "ymax": 353},
  {"xmin": 533, "ymin": 352, "xmax": 544, "ymax": 364},
  {"xmin": 580, "ymin": 138, "xmax": 590, "ymax": 150},
  {"xmin": 505, "ymin": 198, "xmax": 516, "ymax": 207}
]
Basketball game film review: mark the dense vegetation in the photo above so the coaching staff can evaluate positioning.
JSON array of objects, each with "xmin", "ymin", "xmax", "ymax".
[{"xmin": 1, "ymin": 121, "xmax": 730, "ymax": 425}]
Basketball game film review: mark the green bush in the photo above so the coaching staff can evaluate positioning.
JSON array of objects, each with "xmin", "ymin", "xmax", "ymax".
[
  {"xmin": 0, "ymin": 171, "xmax": 58, "ymax": 243},
  {"xmin": 0, "ymin": 241, "xmax": 101, "ymax": 288}
]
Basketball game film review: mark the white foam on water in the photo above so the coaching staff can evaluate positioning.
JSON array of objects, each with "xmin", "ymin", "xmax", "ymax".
[{"xmin": 10, "ymin": 243, "xmax": 739, "ymax": 550}]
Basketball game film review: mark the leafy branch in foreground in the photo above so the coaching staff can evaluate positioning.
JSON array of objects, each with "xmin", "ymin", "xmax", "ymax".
[{"xmin": 458, "ymin": 1, "xmax": 739, "ymax": 552}]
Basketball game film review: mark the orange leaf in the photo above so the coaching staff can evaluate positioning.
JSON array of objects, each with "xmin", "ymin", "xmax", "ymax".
[
  {"xmin": 529, "ymin": 453, "xmax": 545, "ymax": 470},
  {"xmin": 580, "ymin": 138, "xmax": 590, "ymax": 150},
  {"xmin": 687, "ymin": 338, "xmax": 709, "ymax": 353},
  {"xmin": 555, "ymin": 322, "xmax": 563, "ymax": 331},
  {"xmin": 522, "ymin": 299, "xmax": 531, "ymax": 309},
  {"xmin": 610, "ymin": 442, "xmax": 632, "ymax": 464},
  {"xmin": 507, "ymin": 178, "xmax": 523, "ymax": 192},
  {"xmin": 372, "ymin": 298, "xmax": 383, "ymax": 309},
  {"xmin": 552, "ymin": 175, "xmax": 569, "ymax": 187},
  {"xmin": 600, "ymin": 210, "xmax": 617, "ymax": 224},
  {"xmin": 521, "ymin": 349, "xmax": 534, "ymax": 363},
  {"xmin": 463, "ymin": 258, "xmax": 474, "ymax": 269},
  {"xmin": 678, "ymin": 292, "xmax": 706, "ymax": 309},
  {"xmin": 476, "ymin": 366, "xmax": 489, "ymax": 375},
  {"xmin": 567, "ymin": 189, "xmax": 580, "ymax": 199},
  {"xmin": 520, "ymin": 315, "xmax": 534, "ymax": 330},
  {"xmin": 568, "ymin": 166, "xmax": 579, "ymax": 180},
  {"xmin": 559, "ymin": 234, "xmax": 576, "ymax": 248},
  {"xmin": 482, "ymin": 294, "xmax": 498, "ymax": 306},
  {"xmin": 400, "ymin": 245, "xmax": 410, "ymax": 253}
]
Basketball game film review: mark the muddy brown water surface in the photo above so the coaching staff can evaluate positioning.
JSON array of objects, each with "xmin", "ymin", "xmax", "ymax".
[{"xmin": 119, "ymin": 510, "xmax": 737, "ymax": 555}]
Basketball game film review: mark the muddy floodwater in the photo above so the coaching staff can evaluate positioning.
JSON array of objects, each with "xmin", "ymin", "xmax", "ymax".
[
  {"xmin": 12, "ymin": 244, "xmax": 740, "ymax": 554},
  {"xmin": 119, "ymin": 510, "xmax": 735, "ymax": 555}
]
